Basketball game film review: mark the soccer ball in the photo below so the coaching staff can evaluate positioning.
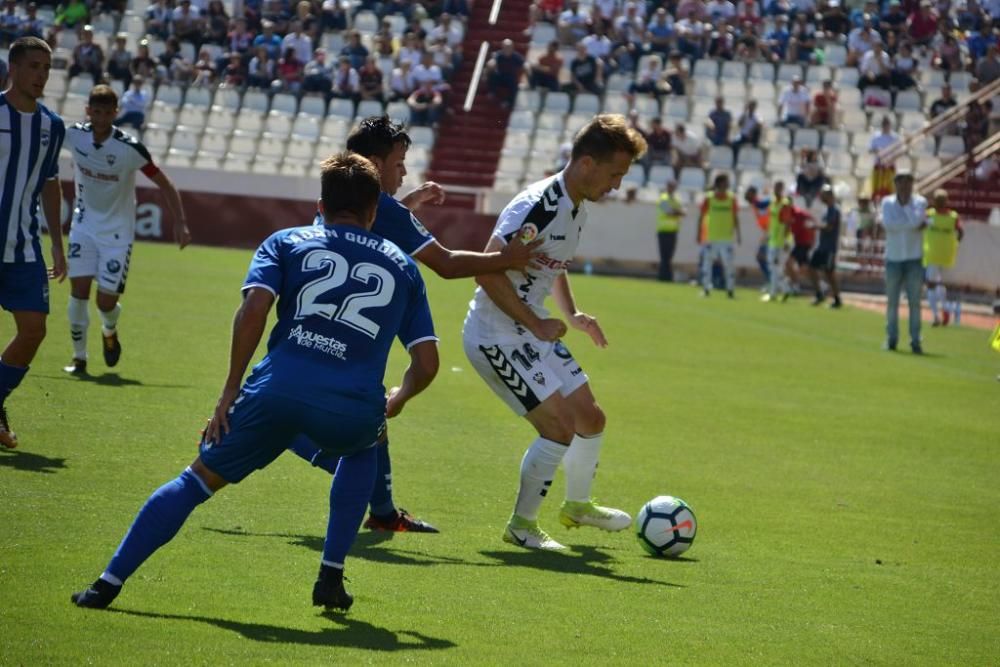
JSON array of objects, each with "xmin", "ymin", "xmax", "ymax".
[{"xmin": 635, "ymin": 496, "xmax": 697, "ymax": 557}]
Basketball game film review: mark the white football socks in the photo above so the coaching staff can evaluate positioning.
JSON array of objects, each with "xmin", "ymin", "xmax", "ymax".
[
  {"xmin": 513, "ymin": 437, "xmax": 568, "ymax": 521},
  {"xmin": 68, "ymin": 296, "xmax": 89, "ymax": 360},
  {"xmin": 563, "ymin": 432, "xmax": 603, "ymax": 502},
  {"xmin": 99, "ymin": 302, "xmax": 122, "ymax": 336}
]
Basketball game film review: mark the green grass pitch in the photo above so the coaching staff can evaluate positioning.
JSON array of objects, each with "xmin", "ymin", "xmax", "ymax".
[{"xmin": 2, "ymin": 241, "xmax": 998, "ymax": 665}]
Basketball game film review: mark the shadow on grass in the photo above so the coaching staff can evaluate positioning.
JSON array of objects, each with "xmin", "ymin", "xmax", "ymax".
[
  {"xmin": 109, "ymin": 608, "xmax": 457, "ymax": 652},
  {"xmin": 204, "ymin": 527, "xmax": 682, "ymax": 588},
  {"xmin": 35, "ymin": 372, "xmax": 190, "ymax": 388},
  {"xmin": 203, "ymin": 527, "xmax": 480, "ymax": 567},
  {"xmin": 479, "ymin": 545, "xmax": 684, "ymax": 588},
  {"xmin": 0, "ymin": 448, "xmax": 67, "ymax": 473}
]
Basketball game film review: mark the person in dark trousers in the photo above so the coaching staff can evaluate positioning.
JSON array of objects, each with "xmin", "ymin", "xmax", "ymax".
[
  {"xmin": 656, "ymin": 179, "xmax": 684, "ymax": 282},
  {"xmin": 807, "ymin": 184, "xmax": 843, "ymax": 308}
]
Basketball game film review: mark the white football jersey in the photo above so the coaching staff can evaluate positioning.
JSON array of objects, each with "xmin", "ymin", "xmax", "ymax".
[
  {"xmin": 66, "ymin": 123, "xmax": 156, "ymax": 246},
  {"xmin": 464, "ymin": 172, "xmax": 587, "ymax": 344}
]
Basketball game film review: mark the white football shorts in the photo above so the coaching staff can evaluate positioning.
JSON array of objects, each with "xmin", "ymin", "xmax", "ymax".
[
  {"xmin": 463, "ymin": 334, "xmax": 589, "ymax": 416},
  {"xmin": 67, "ymin": 230, "xmax": 132, "ymax": 294}
]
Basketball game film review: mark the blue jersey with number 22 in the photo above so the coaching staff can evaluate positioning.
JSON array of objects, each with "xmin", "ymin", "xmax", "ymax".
[{"xmin": 241, "ymin": 222, "xmax": 437, "ymax": 416}]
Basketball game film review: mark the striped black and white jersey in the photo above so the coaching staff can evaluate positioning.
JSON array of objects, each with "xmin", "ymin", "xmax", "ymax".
[
  {"xmin": 0, "ymin": 93, "xmax": 64, "ymax": 263},
  {"xmin": 464, "ymin": 171, "xmax": 587, "ymax": 344},
  {"xmin": 66, "ymin": 123, "xmax": 158, "ymax": 246}
]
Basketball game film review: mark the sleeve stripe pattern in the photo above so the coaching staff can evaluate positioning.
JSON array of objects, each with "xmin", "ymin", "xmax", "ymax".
[{"xmin": 502, "ymin": 179, "xmax": 563, "ymax": 243}]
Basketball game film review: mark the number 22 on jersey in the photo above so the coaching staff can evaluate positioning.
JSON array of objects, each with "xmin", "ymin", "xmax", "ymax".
[{"xmin": 294, "ymin": 249, "xmax": 396, "ymax": 339}]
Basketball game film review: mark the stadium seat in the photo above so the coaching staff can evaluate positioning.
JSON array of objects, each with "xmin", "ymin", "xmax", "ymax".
[
  {"xmin": 691, "ymin": 60, "xmax": 718, "ymax": 80},
  {"xmin": 737, "ymin": 147, "xmax": 764, "ymax": 170},
  {"xmin": 508, "ymin": 110, "xmax": 536, "ymax": 131},
  {"xmin": 894, "ymin": 90, "xmax": 922, "ymax": 113},
  {"xmin": 214, "ymin": 87, "xmax": 242, "ymax": 112},
  {"xmin": 494, "ymin": 176, "xmax": 522, "ymax": 191},
  {"xmin": 776, "ymin": 64, "xmax": 803, "ymax": 83},
  {"xmin": 543, "ymin": 92, "xmax": 571, "ymax": 114},
  {"xmin": 853, "ymin": 153, "xmax": 874, "ymax": 178},
  {"xmin": 235, "ymin": 111, "xmax": 265, "ymax": 134},
  {"xmin": 564, "ymin": 113, "xmax": 590, "ymax": 135},
  {"xmin": 290, "ymin": 114, "xmax": 321, "ymax": 141},
  {"xmin": 692, "ymin": 99, "xmax": 714, "ymax": 121},
  {"xmin": 515, "ymin": 89, "xmax": 541, "ymax": 113},
  {"xmin": 748, "ymin": 81, "xmax": 776, "ymax": 104},
  {"xmin": 170, "ymin": 127, "xmax": 200, "ymax": 155},
  {"xmin": 408, "ymin": 125, "xmax": 435, "ymax": 147},
  {"xmin": 300, "ymin": 96, "xmax": 326, "ymax": 118},
  {"xmin": 357, "ymin": 100, "xmax": 384, "ymax": 118},
  {"xmin": 825, "ymin": 45, "xmax": 848, "ymax": 67},
  {"xmin": 532, "ymin": 132, "xmax": 561, "ymax": 153},
  {"xmin": 327, "ymin": 98, "xmax": 355, "ymax": 120},
  {"xmin": 738, "ymin": 170, "xmax": 766, "ymax": 191},
  {"xmin": 605, "ymin": 74, "xmax": 631, "ymax": 93},
  {"xmin": 622, "ymin": 164, "xmax": 646, "ymax": 187},
  {"xmin": 164, "ymin": 150, "xmax": 192, "ymax": 168},
  {"xmin": 503, "ymin": 130, "xmax": 532, "ymax": 153},
  {"xmin": 862, "ymin": 87, "xmax": 892, "ymax": 111},
  {"xmin": 154, "ymin": 84, "xmax": 184, "ymax": 107},
  {"xmin": 937, "ymin": 135, "xmax": 965, "ymax": 159},
  {"xmin": 68, "ymin": 76, "xmax": 92, "ymax": 97},
  {"xmin": 806, "ymin": 65, "xmax": 832, "ymax": 85},
  {"xmin": 794, "ymin": 128, "xmax": 820, "ymax": 150},
  {"xmin": 766, "ymin": 126, "xmax": 792, "ymax": 150},
  {"xmin": 573, "ymin": 94, "xmax": 601, "ymax": 115},
  {"xmin": 497, "ymin": 154, "xmax": 525, "ymax": 178},
  {"xmin": 146, "ymin": 105, "xmax": 178, "ymax": 130},
  {"xmin": 634, "ymin": 96, "xmax": 658, "ymax": 115},
  {"xmin": 142, "ymin": 128, "xmax": 171, "ymax": 157},
  {"xmin": 195, "ymin": 127, "xmax": 226, "ymax": 156},
  {"xmin": 948, "ymin": 71, "xmax": 972, "ymax": 93},
  {"xmin": 264, "ymin": 112, "xmax": 293, "ymax": 138},
  {"xmin": 678, "ymin": 167, "xmax": 706, "ymax": 192},
  {"xmin": 662, "ymin": 98, "xmax": 688, "ymax": 121},
  {"xmin": 822, "ymin": 130, "xmax": 847, "ymax": 150},
  {"xmin": 897, "ymin": 111, "xmax": 925, "ymax": 134},
  {"xmin": 46, "ymin": 70, "xmax": 68, "ymax": 97},
  {"xmin": 648, "ymin": 165, "xmax": 675, "ymax": 185},
  {"xmin": 282, "ymin": 159, "xmax": 311, "ymax": 177},
  {"xmin": 121, "ymin": 14, "xmax": 144, "ymax": 35},
  {"xmin": 720, "ymin": 80, "xmax": 746, "ymax": 102},
  {"xmin": 531, "ymin": 22, "xmax": 556, "ymax": 46},
  {"xmin": 206, "ymin": 109, "xmax": 236, "ymax": 134},
  {"xmin": 749, "ymin": 62, "xmax": 774, "ymax": 82},
  {"xmin": 187, "ymin": 88, "xmax": 214, "ymax": 111},
  {"xmin": 721, "ymin": 61, "xmax": 747, "ymax": 81},
  {"xmin": 242, "ymin": 91, "xmax": 270, "ymax": 113},
  {"xmin": 824, "ymin": 150, "xmax": 853, "ymax": 176},
  {"xmin": 177, "ymin": 107, "xmax": 208, "ymax": 132},
  {"xmin": 271, "ymin": 93, "xmax": 298, "ymax": 116},
  {"xmin": 251, "ymin": 158, "xmax": 281, "ymax": 175},
  {"xmin": 692, "ymin": 78, "xmax": 719, "ymax": 99},
  {"xmin": 287, "ymin": 138, "xmax": 316, "ymax": 162},
  {"xmin": 258, "ymin": 135, "xmax": 287, "ymax": 161},
  {"xmin": 834, "ymin": 67, "xmax": 859, "ymax": 89},
  {"xmin": 354, "ymin": 10, "xmax": 379, "ymax": 32},
  {"xmin": 768, "ymin": 148, "xmax": 794, "ymax": 172},
  {"xmin": 708, "ymin": 145, "xmax": 733, "ymax": 170},
  {"xmin": 228, "ymin": 131, "xmax": 258, "ymax": 159},
  {"xmin": 602, "ymin": 96, "xmax": 630, "ymax": 115}
]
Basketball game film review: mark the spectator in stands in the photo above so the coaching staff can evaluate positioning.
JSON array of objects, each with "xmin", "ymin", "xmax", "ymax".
[
  {"xmin": 390, "ymin": 59, "xmax": 416, "ymax": 100},
  {"xmin": 677, "ymin": 0, "xmax": 707, "ymax": 22},
  {"xmin": 172, "ymin": 0, "xmax": 205, "ymax": 50},
  {"xmin": 646, "ymin": 7, "xmax": 675, "ymax": 55},
  {"xmin": 869, "ymin": 115, "xmax": 901, "ymax": 201},
  {"xmin": 858, "ymin": 41, "xmax": 892, "ymax": 90},
  {"xmin": 891, "ymin": 42, "xmax": 919, "ymax": 90},
  {"xmin": 371, "ymin": 19, "xmax": 396, "ymax": 58},
  {"xmin": 847, "ymin": 14, "xmax": 880, "ymax": 65},
  {"xmin": 429, "ymin": 12, "xmax": 463, "ymax": 48},
  {"xmin": 732, "ymin": 99, "xmax": 762, "ymax": 161},
  {"xmin": 106, "ymin": 33, "xmax": 133, "ymax": 86},
  {"xmin": 778, "ymin": 75, "xmax": 811, "ymax": 127},
  {"xmin": 529, "ymin": 0, "xmax": 563, "ymax": 29},
  {"xmin": 442, "ymin": 0, "xmax": 470, "ymax": 19},
  {"xmin": 765, "ymin": 15, "xmax": 791, "ymax": 63},
  {"xmin": 340, "ymin": 30, "xmax": 370, "ymax": 70},
  {"xmin": 663, "ymin": 52, "xmax": 688, "ymax": 95},
  {"xmin": 673, "ymin": 123, "xmax": 705, "ymax": 170},
  {"xmin": 379, "ymin": 0, "xmax": 414, "ymax": 21},
  {"xmin": 879, "ymin": 0, "xmax": 907, "ymax": 37},
  {"xmin": 977, "ymin": 44, "xmax": 1000, "ymax": 84},
  {"xmin": 674, "ymin": 12, "xmax": 708, "ymax": 61},
  {"xmin": 277, "ymin": 46, "xmax": 304, "ymax": 93},
  {"xmin": 0, "ymin": 1, "xmax": 19, "ymax": 47},
  {"xmin": 820, "ymin": 0, "xmax": 849, "ymax": 34},
  {"xmin": 228, "ymin": 17, "xmax": 254, "ymax": 57},
  {"xmin": 558, "ymin": 0, "xmax": 591, "ymax": 45},
  {"xmin": 708, "ymin": 25, "xmax": 738, "ymax": 60},
  {"xmin": 963, "ymin": 99, "xmax": 990, "ymax": 150},
  {"xmin": 414, "ymin": 50, "xmax": 449, "ymax": 93},
  {"xmin": 205, "ymin": 1, "xmax": 230, "ymax": 45},
  {"xmin": 627, "ymin": 54, "xmax": 666, "ymax": 102},
  {"xmin": 592, "ymin": 0, "xmax": 620, "ymax": 25},
  {"xmin": 707, "ymin": 0, "xmax": 738, "ymax": 25},
  {"xmin": 358, "ymin": 55, "xmax": 385, "ymax": 104},
  {"xmin": 907, "ymin": 0, "xmax": 938, "ymax": 46},
  {"xmin": 486, "ymin": 39, "xmax": 524, "ymax": 108},
  {"xmin": 583, "ymin": 23, "xmax": 616, "ymax": 69},
  {"xmin": 643, "ymin": 117, "xmax": 673, "ymax": 172},
  {"xmin": 69, "ymin": 26, "xmax": 105, "ymax": 85},
  {"xmin": 262, "ymin": 0, "xmax": 293, "ymax": 33},
  {"xmin": 282, "ymin": 19, "xmax": 313, "ymax": 64},
  {"xmin": 529, "ymin": 40, "xmax": 563, "ymax": 92},
  {"xmin": 223, "ymin": 52, "xmax": 246, "ymax": 87},
  {"xmin": 787, "ymin": 12, "xmax": 818, "ymax": 62},
  {"xmin": 429, "ymin": 35, "xmax": 455, "ymax": 79},
  {"xmin": 321, "ymin": 0, "xmax": 348, "ymax": 32},
  {"xmin": 880, "ymin": 171, "xmax": 927, "ymax": 353},
  {"xmin": 254, "ymin": 20, "xmax": 283, "ymax": 60},
  {"xmin": 131, "ymin": 40, "xmax": 157, "ymax": 80},
  {"xmin": 810, "ymin": 79, "xmax": 838, "ymax": 127},
  {"xmin": 247, "ymin": 44, "xmax": 277, "ymax": 89},
  {"xmin": 795, "ymin": 148, "xmax": 828, "ymax": 205},
  {"xmin": 302, "ymin": 48, "xmax": 333, "ymax": 95},
  {"xmin": 568, "ymin": 42, "xmax": 603, "ymax": 96},
  {"xmin": 403, "ymin": 16, "xmax": 428, "ymax": 42},
  {"xmin": 145, "ymin": 0, "xmax": 172, "ymax": 40},
  {"xmin": 294, "ymin": 0, "xmax": 321, "ymax": 38},
  {"xmin": 929, "ymin": 83, "xmax": 957, "ymax": 126},
  {"xmin": 933, "ymin": 33, "xmax": 965, "ymax": 72},
  {"xmin": 55, "ymin": 0, "xmax": 90, "ymax": 29},
  {"xmin": 613, "ymin": 3, "xmax": 647, "ymax": 71},
  {"xmin": 331, "ymin": 55, "xmax": 360, "ymax": 101},
  {"xmin": 408, "ymin": 79, "xmax": 443, "ymax": 126},
  {"xmin": 18, "ymin": 3, "xmax": 44, "ymax": 40},
  {"xmin": 116, "ymin": 76, "xmax": 150, "ymax": 130},
  {"xmin": 706, "ymin": 97, "xmax": 732, "ymax": 146},
  {"xmin": 192, "ymin": 48, "xmax": 217, "ymax": 87}
]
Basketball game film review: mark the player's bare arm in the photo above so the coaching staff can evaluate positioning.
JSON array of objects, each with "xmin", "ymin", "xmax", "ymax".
[
  {"xmin": 385, "ymin": 340, "xmax": 440, "ymax": 418},
  {"xmin": 552, "ymin": 272, "xmax": 607, "ymax": 348},
  {"xmin": 205, "ymin": 287, "xmax": 274, "ymax": 443},
  {"xmin": 414, "ymin": 235, "xmax": 541, "ymax": 279},
  {"xmin": 149, "ymin": 170, "xmax": 191, "ymax": 249},
  {"xmin": 42, "ymin": 178, "xmax": 66, "ymax": 281},
  {"xmin": 474, "ymin": 236, "xmax": 567, "ymax": 341},
  {"xmin": 400, "ymin": 181, "xmax": 446, "ymax": 212}
]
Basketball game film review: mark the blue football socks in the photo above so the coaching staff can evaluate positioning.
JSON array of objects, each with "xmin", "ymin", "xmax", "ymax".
[
  {"xmin": 368, "ymin": 440, "xmax": 395, "ymax": 518},
  {"xmin": 104, "ymin": 467, "xmax": 212, "ymax": 584},
  {"xmin": 0, "ymin": 359, "xmax": 28, "ymax": 410},
  {"xmin": 322, "ymin": 445, "xmax": 377, "ymax": 567}
]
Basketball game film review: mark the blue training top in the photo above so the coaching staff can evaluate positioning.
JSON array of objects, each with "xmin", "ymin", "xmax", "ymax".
[
  {"xmin": 315, "ymin": 191, "xmax": 435, "ymax": 257},
  {"xmin": 242, "ymin": 222, "xmax": 437, "ymax": 415}
]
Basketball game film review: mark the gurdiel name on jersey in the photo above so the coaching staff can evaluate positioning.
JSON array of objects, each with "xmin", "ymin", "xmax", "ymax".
[
  {"xmin": 288, "ymin": 324, "xmax": 348, "ymax": 359},
  {"xmin": 289, "ymin": 227, "xmax": 408, "ymax": 271}
]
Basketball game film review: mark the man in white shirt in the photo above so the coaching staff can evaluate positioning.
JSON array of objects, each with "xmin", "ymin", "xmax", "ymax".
[
  {"xmin": 115, "ymin": 75, "xmax": 150, "ymax": 130},
  {"xmin": 879, "ymin": 171, "xmax": 927, "ymax": 353},
  {"xmin": 281, "ymin": 20, "xmax": 313, "ymax": 64},
  {"xmin": 778, "ymin": 76, "xmax": 811, "ymax": 127}
]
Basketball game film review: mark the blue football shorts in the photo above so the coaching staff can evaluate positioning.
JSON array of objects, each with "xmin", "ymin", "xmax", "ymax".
[
  {"xmin": 0, "ymin": 261, "xmax": 49, "ymax": 313},
  {"xmin": 199, "ymin": 390, "xmax": 385, "ymax": 483}
]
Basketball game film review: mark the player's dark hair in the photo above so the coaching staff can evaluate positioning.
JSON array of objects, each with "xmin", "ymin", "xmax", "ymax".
[
  {"xmin": 571, "ymin": 114, "xmax": 647, "ymax": 163},
  {"xmin": 88, "ymin": 84, "xmax": 118, "ymax": 108},
  {"xmin": 8, "ymin": 36, "xmax": 51, "ymax": 64},
  {"xmin": 345, "ymin": 116, "xmax": 411, "ymax": 161},
  {"xmin": 319, "ymin": 152, "xmax": 381, "ymax": 222}
]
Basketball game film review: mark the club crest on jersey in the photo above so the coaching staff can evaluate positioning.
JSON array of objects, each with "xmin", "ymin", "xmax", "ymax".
[
  {"xmin": 532, "ymin": 372, "xmax": 546, "ymax": 385},
  {"xmin": 40, "ymin": 130, "xmax": 50, "ymax": 147},
  {"xmin": 519, "ymin": 223, "xmax": 539, "ymax": 242},
  {"xmin": 409, "ymin": 213, "xmax": 429, "ymax": 236},
  {"xmin": 106, "ymin": 259, "xmax": 122, "ymax": 274},
  {"xmin": 106, "ymin": 154, "xmax": 117, "ymax": 166}
]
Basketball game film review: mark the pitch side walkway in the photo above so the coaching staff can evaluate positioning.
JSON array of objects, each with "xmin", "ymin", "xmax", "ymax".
[{"xmin": 841, "ymin": 292, "xmax": 997, "ymax": 331}]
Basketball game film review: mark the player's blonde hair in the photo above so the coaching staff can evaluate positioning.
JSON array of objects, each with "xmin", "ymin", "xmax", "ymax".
[
  {"xmin": 319, "ymin": 152, "xmax": 382, "ymax": 222},
  {"xmin": 571, "ymin": 114, "xmax": 647, "ymax": 163},
  {"xmin": 88, "ymin": 84, "xmax": 118, "ymax": 108}
]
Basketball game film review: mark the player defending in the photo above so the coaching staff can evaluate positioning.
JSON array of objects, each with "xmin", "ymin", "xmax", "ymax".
[
  {"xmin": 462, "ymin": 114, "xmax": 646, "ymax": 550},
  {"xmin": 0, "ymin": 37, "xmax": 66, "ymax": 449},
  {"xmin": 286, "ymin": 116, "xmax": 538, "ymax": 534},
  {"xmin": 63, "ymin": 84, "xmax": 190, "ymax": 375},
  {"xmin": 698, "ymin": 173, "xmax": 741, "ymax": 298},
  {"xmin": 807, "ymin": 184, "xmax": 843, "ymax": 308},
  {"xmin": 762, "ymin": 180, "xmax": 792, "ymax": 302},
  {"xmin": 71, "ymin": 152, "xmax": 439, "ymax": 611},
  {"xmin": 923, "ymin": 189, "xmax": 963, "ymax": 326}
]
